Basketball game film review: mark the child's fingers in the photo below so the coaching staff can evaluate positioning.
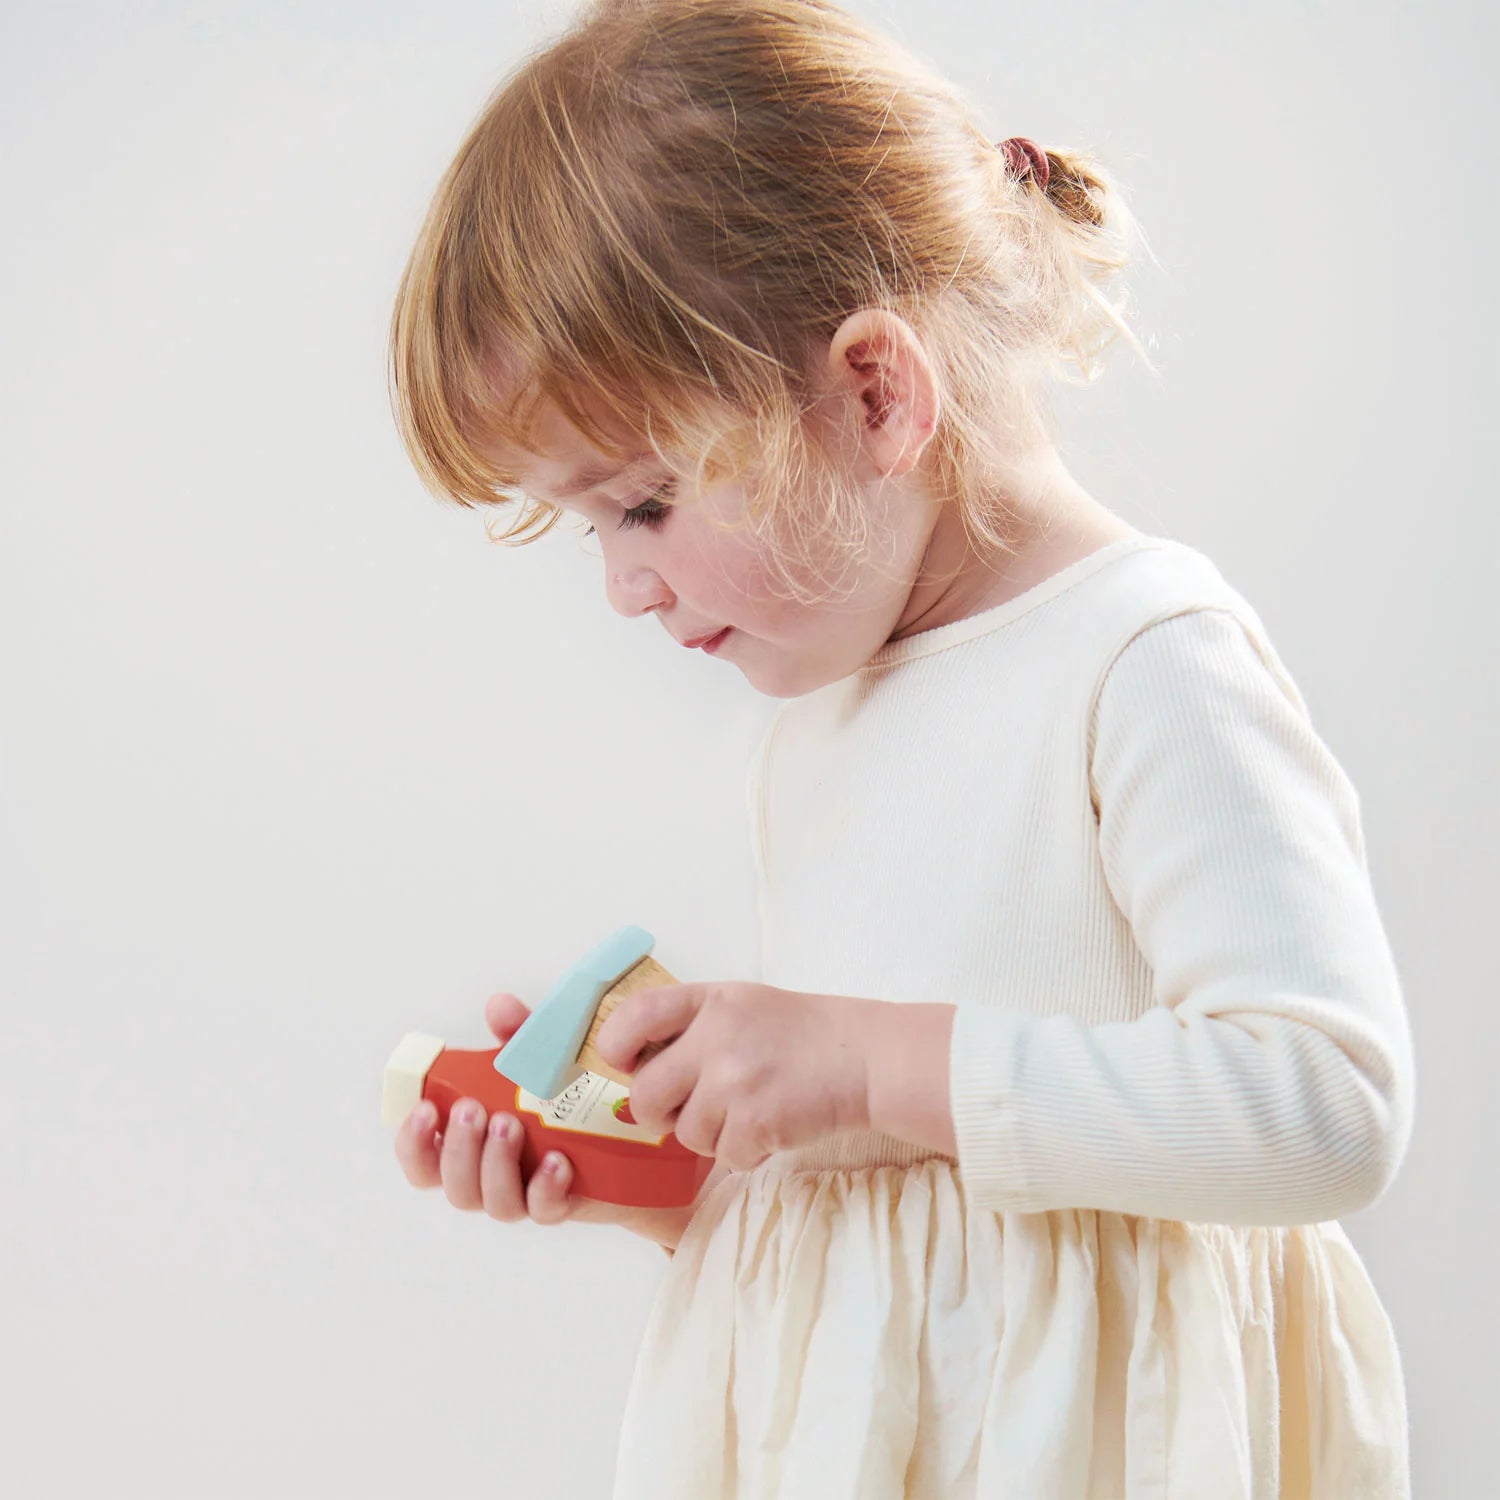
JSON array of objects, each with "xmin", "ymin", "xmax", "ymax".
[
  {"xmin": 438, "ymin": 1098, "xmax": 489, "ymax": 1211},
  {"xmin": 395, "ymin": 1090, "xmax": 579, "ymax": 1230},
  {"xmin": 394, "ymin": 1101, "xmax": 442, "ymax": 1189},
  {"xmin": 525, "ymin": 1150, "xmax": 576, "ymax": 1226},
  {"xmin": 485, "ymin": 991, "xmax": 531, "ymax": 1041},
  {"xmin": 479, "ymin": 1114, "xmax": 529, "ymax": 1223}
]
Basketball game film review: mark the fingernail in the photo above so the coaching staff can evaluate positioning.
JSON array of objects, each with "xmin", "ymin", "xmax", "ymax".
[
  {"xmin": 458, "ymin": 1103, "xmax": 482, "ymax": 1128},
  {"xmin": 489, "ymin": 1115, "xmax": 514, "ymax": 1144},
  {"xmin": 544, "ymin": 1153, "xmax": 566, "ymax": 1176}
]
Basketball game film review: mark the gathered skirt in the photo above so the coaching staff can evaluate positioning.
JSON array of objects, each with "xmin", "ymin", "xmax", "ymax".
[{"xmin": 611, "ymin": 1158, "xmax": 1409, "ymax": 1499}]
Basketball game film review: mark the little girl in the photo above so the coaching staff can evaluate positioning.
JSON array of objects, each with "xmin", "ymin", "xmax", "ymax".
[{"xmin": 388, "ymin": 1, "xmax": 1415, "ymax": 1494}]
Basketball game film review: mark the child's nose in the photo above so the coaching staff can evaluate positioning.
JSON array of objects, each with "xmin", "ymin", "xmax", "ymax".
[{"xmin": 607, "ymin": 565, "xmax": 671, "ymax": 620}]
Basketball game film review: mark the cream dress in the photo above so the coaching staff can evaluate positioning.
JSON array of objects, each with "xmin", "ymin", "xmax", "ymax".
[{"xmin": 610, "ymin": 537, "xmax": 1412, "ymax": 1497}]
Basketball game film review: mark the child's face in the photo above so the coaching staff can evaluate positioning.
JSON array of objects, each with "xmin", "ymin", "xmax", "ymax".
[{"xmin": 486, "ymin": 384, "xmax": 943, "ymax": 700}]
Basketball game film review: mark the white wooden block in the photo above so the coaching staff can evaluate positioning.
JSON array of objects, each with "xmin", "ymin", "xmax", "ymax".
[{"xmin": 381, "ymin": 1032, "xmax": 446, "ymax": 1126}]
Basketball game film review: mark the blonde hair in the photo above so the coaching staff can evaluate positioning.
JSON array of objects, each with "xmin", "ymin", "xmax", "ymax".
[{"xmin": 389, "ymin": 0, "xmax": 1154, "ymax": 605}]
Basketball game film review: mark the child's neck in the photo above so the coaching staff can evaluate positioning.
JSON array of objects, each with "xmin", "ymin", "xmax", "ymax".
[{"xmin": 885, "ymin": 451, "xmax": 1143, "ymax": 645}]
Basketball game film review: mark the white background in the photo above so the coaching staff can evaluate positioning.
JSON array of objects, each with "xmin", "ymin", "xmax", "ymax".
[{"xmin": 3, "ymin": 2, "xmax": 1492, "ymax": 1494}]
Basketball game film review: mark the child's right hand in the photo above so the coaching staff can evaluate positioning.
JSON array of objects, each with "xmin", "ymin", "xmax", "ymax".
[{"xmin": 393, "ymin": 991, "xmax": 617, "ymax": 1229}]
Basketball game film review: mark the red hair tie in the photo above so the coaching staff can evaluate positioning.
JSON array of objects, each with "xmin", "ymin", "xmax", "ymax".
[{"xmin": 999, "ymin": 136, "xmax": 1050, "ymax": 191}]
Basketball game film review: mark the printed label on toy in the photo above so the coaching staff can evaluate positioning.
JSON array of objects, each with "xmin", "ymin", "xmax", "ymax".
[{"xmin": 516, "ymin": 1071, "xmax": 668, "ymax": 1145}]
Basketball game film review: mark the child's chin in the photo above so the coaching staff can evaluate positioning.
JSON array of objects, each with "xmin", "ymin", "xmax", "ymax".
[{"xmin": 748, "ymin": 656, "xmax": 839, "ymax": 701}]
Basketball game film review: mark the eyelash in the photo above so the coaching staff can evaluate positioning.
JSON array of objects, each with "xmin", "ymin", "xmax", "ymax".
[{"xmin": 584, "ymin": 478, "xmax": 678, "ymax": 537}]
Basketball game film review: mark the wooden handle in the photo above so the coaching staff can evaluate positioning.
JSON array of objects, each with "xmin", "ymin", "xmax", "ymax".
[{"xmin": 574, "ymin": 954, "xmax": 678, "ymax": 1088}]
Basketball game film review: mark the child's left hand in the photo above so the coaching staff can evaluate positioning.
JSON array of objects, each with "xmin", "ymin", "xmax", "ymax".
[{"xmin": 594, "ymin": 982, "xmax": 873, "ymax": 1171}]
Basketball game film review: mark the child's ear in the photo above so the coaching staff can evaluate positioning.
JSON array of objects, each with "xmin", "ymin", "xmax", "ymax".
[{"xmin": 826, "ymin": 309, "xmax": 940, "ymax": 479}]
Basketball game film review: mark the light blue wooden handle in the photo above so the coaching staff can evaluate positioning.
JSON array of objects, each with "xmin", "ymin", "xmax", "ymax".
[{"xmin": 493, "ymin": 924, "xmax": 656, "ymax": 1099}]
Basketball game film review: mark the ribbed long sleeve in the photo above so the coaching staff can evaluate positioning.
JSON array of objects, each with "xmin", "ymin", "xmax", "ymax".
[{"xmin": 948, "ymin": 607, "xmax": 1416, "ymax": 1225}]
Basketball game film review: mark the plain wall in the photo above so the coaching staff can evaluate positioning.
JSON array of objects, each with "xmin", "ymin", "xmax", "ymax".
[{"xmin": 3, "ymin": 1, "xmax": 1493, "ymax": 1494}]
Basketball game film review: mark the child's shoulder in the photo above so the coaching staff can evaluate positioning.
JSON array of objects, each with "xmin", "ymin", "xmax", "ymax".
[
  {"xmin": 1089, "ymin": 533, "xmax": 1262, "ymax": 637},
  {"xmin": 1080, "ymin": 534, "xmax": 1309, "ymax": 729}
]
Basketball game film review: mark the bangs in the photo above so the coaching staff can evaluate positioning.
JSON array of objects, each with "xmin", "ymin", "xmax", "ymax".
[{"xmin": 386, "ymin": 53, "xmax": 789, "ymax": 544}]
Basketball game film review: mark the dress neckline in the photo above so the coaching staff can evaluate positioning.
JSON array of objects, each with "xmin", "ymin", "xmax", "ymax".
[{"xmin": 861, "ymin": 534, "xmax": 1170, "ymax": 671}]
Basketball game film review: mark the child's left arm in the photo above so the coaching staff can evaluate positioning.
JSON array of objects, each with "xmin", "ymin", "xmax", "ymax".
[{"xmin": 859, "ymin": 607, "xmax": 1417, "ymax": 1228}]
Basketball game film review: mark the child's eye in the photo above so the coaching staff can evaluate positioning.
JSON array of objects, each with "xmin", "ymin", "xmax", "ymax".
[{"xmin": 584, "ymin": 478, "xmax": 678, "ymax": 537}]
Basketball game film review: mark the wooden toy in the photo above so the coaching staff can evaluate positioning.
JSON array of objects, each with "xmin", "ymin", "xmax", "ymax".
[{"xmin": 381, "ymin": 926, "xmax": 715, "ymax": 1208}]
